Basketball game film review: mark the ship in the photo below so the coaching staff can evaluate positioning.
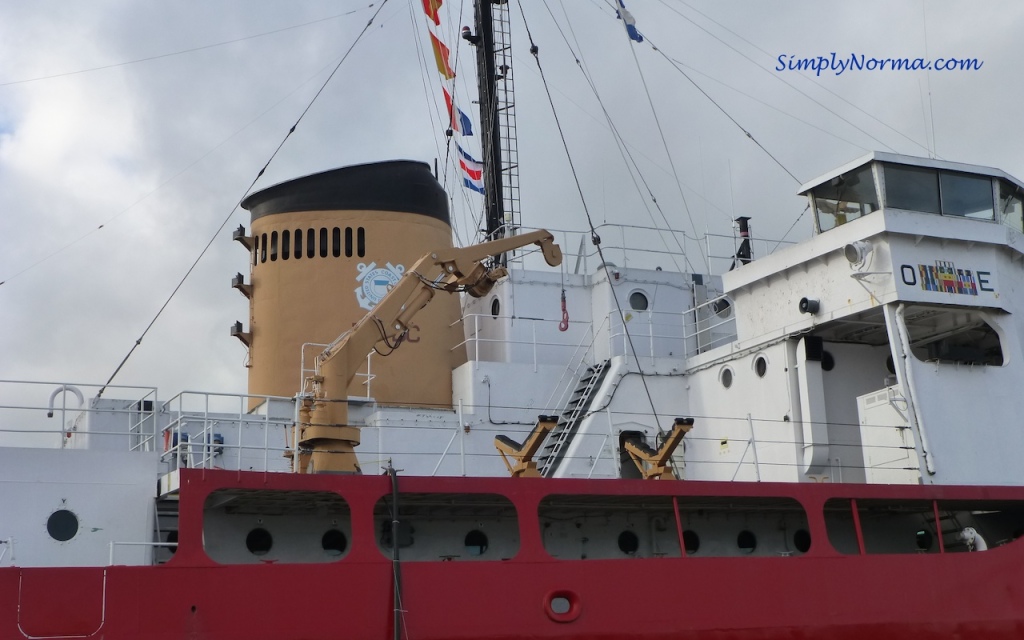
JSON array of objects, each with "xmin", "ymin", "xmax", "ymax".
[{"xmin": 2, "ymin": 2, "xmax": 1024, "ymax": 639}]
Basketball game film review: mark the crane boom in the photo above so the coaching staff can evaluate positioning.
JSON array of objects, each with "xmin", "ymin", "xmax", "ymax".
[{"xmin": 295, "ymin": 229, "xmax": 562, "ymax": 473}]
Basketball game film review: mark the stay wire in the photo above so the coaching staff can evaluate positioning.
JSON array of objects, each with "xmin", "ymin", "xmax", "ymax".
[
  {"xmin": 544, "ymin": 0, "xmax": 691, "ymax": 276},
  {"xmin": 647, "ymin": 36, "xmax": 801, "ymax": 185},
  {"xmin": 0, "ymin": 5, "xmax": 377, "ymax": 87},
  {"xmin": 623, "ymin": 32, "xmax": 709, "ymax": 273},
  {"xmin": 517, "ymin": 1, "xmax": 665, "ymax": 436},
  {"xmin": 96, "ymin": 0, "xmax": 391, "ymax": 397}
]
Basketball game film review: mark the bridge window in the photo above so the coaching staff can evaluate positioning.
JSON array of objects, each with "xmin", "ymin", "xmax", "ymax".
[
  {"xmin": 884, "ymin": 164, "xmax": 940, "ymax": 213},
  {"xmin": 998, "ymin": 180, "xmax": 1024, "ymax": 232},
  {"xmin": 813, "ymin": 164, "xmax": 878, "ymax": 232},
  {"xmin": 939, "ymin": 172, "xmax": 993, "ymax": 219},
  {"xmin": 883, "ymin": 164, "xmax": 995, "ymax": 220}
]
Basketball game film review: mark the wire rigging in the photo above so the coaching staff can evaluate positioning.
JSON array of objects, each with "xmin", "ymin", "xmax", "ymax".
[
  {"xmin": 0, "ymin": 6, "xmax": 377, "ymax": 87},
  {"xmin": 96, "ymin": 0, "xmax": 392, "ymax": 397},
  {"xmin": 660, "ymin": 0, "xmax": 936, "ymax": 158},
  {"xmin": 516, "ymin": 0, "xmax": 665, "ymax": 437},
  {"xmin": 544, "ymin": 0, "xmax": 693, "ymax": 276}
]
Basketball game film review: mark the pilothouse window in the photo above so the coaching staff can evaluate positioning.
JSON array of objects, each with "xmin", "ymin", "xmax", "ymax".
[{"xmin": 813, "ymin": 165, "xmax": 878, "ymax": 232}]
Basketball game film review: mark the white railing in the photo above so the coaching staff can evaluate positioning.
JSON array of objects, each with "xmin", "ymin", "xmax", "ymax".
[
  {"xmin": 495, "ymin": 223, "xmax": 796, "ymax": 275},
  {"xmin": 0, "ymin": 380, "xmax": 158, "ymax": 450},
  {"xmin": 159, "ymin": 390, "xmax": 295, "ymax": 473}
]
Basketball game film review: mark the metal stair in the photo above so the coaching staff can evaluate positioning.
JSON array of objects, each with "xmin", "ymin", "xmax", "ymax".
[{"xmin": 538, "ymin": 360, "xmax": 610, "ymax": 477}]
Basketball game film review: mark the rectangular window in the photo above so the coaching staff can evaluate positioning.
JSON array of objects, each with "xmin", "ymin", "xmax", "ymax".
[
  {"xmin": 884, "ymin": 164, "xmax": 940, "ymax": 213},
  {"xmin": 999, "ymin": 181, "xmax": 1024, "ymax": 233},
  {"xmin": 260, "ymin": 233, "xmax": 267, "ymax": 263},
  {"xmin": 308, "ymin": 229, "xmax": 316, "ymax": 258},
  {"xmin": 345, "ymin": 227, "xmax": 353, "ymax": 257},
  {"xmin": 319, "ymin": 228, "xmax": 328, "ymax": 258},
  {"xmin": 332, "ymin": 227, "xmax": 341, "ymax": 258},
  {"xmin": 940, "ymin": 172, "xmax": 993, "ymax": 219},
  {"xmin": 812, "ymin": 164, "xmax": 878, "ymax": 232},
  {"xmin": 270, "ymin": 231, "xmax": 278, "ymax": 261},
  {"xmin": 253, "ymin": 235, "xmax": 259, "ymax": 267},
  {"xmin": 357, "ymin": 227, "xmax": 366, "ymax": 257},
  {"xmin": 294, "ymin": 228, "xmax": 302, "ymax": 260},
  {"xmin": 281, "ymin": 230, "xmax": 290, "ymax": 260}
]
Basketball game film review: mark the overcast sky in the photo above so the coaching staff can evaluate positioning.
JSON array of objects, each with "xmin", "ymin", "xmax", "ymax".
[{"xmin": 0, "ymin": 0, "xmax": 1019, "ymax": 433}]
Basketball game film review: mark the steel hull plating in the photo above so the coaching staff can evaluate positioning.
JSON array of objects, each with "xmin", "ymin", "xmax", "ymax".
[{"xmin": 3, "ymin": 469, "xmax": 1022, "ymax": 639}]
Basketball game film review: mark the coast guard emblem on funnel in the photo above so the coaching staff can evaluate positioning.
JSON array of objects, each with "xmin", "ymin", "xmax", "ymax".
[{"xmin": 355, "ymin": 262, "xmax": 405, "ymax": 310}]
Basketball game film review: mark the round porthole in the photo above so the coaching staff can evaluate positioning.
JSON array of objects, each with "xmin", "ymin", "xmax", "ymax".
[
  {"xmin": 464, "ymin": 529, "xmax": 488, "ymax": 556},
  {"xmin": 490, "ymin": 297, "xmax": 500, "ymax": 318},
  {"xmin": 683, "ymin": 530, "xmax": 700, "ymax": 555},
  {"xmin": 793, "ymin": 529, "xmax": 811, "ymax": 553},
  {"xmin": 617, "ymin": 530, "xmax": 640, "ymax": 555},
  {"xmin": 915, "ymin": 529, "xmax": 933, "ymax": 551},
  {"xmin": 544, "ymin": 590, "xmax": 581, "ymax": 623},
  {"xmin": 754, "ymin": 356, "xmax": 768, "ymax": 378},
  {"xmin": 246, "ymin": 528, "xmax": 273, "ymax": 556},
  {"xmin": 720, "ymin": 367, "xmax": 734, "ymax": 389},
  {"xmin": 629, "ymin": 291, "xmax": 649, "ymax": 311},
  {"xmin": 322, "ymin": 529, "xmax": 347, "ymax": 557},
  {"xmin": 712, "ymin": 297, "xmax": 732, "ymax": 318},
  {"xmin": 737, "ymin": 530, "xmax": 757, "ymax": 554},
  {"xmin": 822, "ymin": 351, "xmax": 835, "ymax": 372},
  {"xmin": 47, "ymin": 509, "xmax": 79, "ymax": 542}
]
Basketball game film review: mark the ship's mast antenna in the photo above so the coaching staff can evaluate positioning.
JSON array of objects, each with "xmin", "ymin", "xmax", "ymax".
[{"xmin": 466, "ymin": 0, "xmax": 520, "ymax": 263}]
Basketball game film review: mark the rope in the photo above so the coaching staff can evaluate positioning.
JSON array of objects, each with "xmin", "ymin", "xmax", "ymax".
[{"xmin": 96, "ymin": 0, "xmax": 392, "ymax": 397}]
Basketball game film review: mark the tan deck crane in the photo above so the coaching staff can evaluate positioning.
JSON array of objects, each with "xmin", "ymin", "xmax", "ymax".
[{"xmin": 295, "ymin": 230, "xmax": 562, "ymax": 473}]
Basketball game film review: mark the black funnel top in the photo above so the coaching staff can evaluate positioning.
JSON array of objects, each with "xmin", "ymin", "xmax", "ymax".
[{"xmin": 242, "ymin": 160, "xmax": 450, "ymax": 226}]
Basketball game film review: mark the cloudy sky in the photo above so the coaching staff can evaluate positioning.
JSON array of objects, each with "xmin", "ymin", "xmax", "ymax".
[{"xmin": 0, "ymin": 0, "xmax": 1018, "ymax": 432}]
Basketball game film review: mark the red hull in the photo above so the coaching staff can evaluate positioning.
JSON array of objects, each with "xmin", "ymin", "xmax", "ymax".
[{"xmin": 3, "ymin": 469, "xmax": 1023, "ymax": 639}]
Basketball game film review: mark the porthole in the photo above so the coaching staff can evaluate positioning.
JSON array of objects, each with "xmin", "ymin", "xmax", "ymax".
[
  {"xmin": 629, "ymin": 291, "xmax": 649, "ymax": 311},
  {"xmin": 321, "ymin": 529, "xmax": 347, "ymax": 557},
  {"xmin": 47, "ymin": 509, "xmax": 79, "ymax": 542},
  {"xmin": 246, "ymin": 528, "xmax": 273, "ymax": 556},
  {"xmin": 683, "ymin": 530, "xmax": 700, "ymax": 555},
  {"xmin": 550, "ymin": 596, "xmax": 570, "ymax": 614},
  {"xmin": 737, "ymin": 530, "xmax": 757, "ymax": 554},
  {"xmin": 754, "ymin": 356, "xmax": 767, "ymax": 378},
  {"xmin": 491, "ymin": 297, "xmax": 500, "ymax": 318},
  {"xmin": 720, "ymin": 367, "xmax": 733, "ymax": 389},
  {"xmin": 885, "ymin": 355, "xmax": 896, "ymax": 374},
  {"xmin": 915, "ymin": 529, "xmax": 933, "ymax": 551},
  {"xmin": 166, "ymin": 530, "xmax": 179, "ymax": 555},
  {"xmin": 822, "ymin": 351, "xmax": 835, "ymax": 372},
  {"xmin": 793, "ymin": 529, "xmax": 811, "ymax": 553},
  {"xmin": 617, "ymin": 530, "xmax": 639, "ymax": 555},
  {"xmin": 712, "ymin": 297, "xmax": 732, "ymax": 318},
  {"xmin": 464, "ymin": 529, "xmax": 488, "ymax": 556}
]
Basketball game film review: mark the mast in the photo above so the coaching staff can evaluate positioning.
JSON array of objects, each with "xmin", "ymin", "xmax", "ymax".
[{"xmin": 465, "ymin": 0, "xmax": 519, "ymax": 259}]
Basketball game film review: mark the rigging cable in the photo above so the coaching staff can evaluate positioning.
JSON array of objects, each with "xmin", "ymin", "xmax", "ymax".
[
  {"xmin": 516, "ymin": 0, "xmax": 665, "ymax": 438},
  {"xmin": 617, "ymin": 6, "xmax": 710, "ymax": 272},
  {"xmin": 0, "ymin": 5, "xmax": 378, "ymax": 87},
  {"xmin": 646, "ymin": 35, "xmax": 801, "ymax": 185},
  {"xmin": 96, "ymin": 0, "xmax": 392, "ymax": 397},
  {"xmin": 544, "ymin": 0, "xmax": 693, "ymax": 276},
  {"xmin": 658, "ymin": 0, "xmax": 935, "ymax": 157}
]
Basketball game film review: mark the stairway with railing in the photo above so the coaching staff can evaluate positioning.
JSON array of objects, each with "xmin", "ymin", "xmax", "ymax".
[{"xmin": 537, "ymin": 360, "xmax": 611, "ymax": 477}]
